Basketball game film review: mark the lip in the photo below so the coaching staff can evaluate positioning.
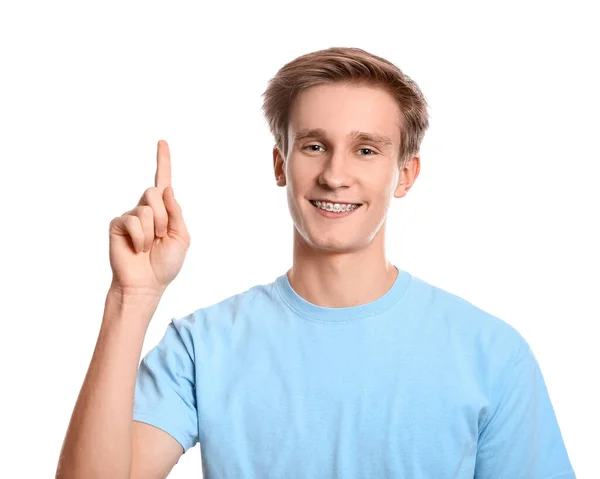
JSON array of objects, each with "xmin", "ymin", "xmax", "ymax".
[{"xmin": 309, "ymin": 199, "xmax": 362, "ymax": 219}]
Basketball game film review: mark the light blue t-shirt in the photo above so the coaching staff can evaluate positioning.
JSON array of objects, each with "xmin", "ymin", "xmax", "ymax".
[{"xmin": 133, "ymin": 267, "xmax": 575, "ymax": 478}]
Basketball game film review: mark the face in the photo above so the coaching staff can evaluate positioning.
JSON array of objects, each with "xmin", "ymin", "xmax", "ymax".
[{"xmin": 273, "ymin": 82, "xmax": 419, "ymax": 254}]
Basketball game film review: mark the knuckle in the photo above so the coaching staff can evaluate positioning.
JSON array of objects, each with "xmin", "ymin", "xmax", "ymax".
[
  {"xmin": 144, "ymin": 186, "xmax": 159, "ymax": 201},
  {"xmin": 140, "ymin": 205, "xmax": 153, "ymax": 217},
  {"xmin": 129, "ymin": 205, "xmax": 150, "ymax": 220},
  {"xmin": 109, "ymin": 217, "xmax": 120, "ymax": 232}
]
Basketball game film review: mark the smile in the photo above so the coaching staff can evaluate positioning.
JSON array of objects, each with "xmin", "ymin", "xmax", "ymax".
[{"xmin": 309, "ymin": 200, "xmax": 363, "ymax": 218}]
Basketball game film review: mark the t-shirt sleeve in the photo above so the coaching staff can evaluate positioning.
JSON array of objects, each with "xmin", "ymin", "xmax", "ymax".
[
  {"xmin": 133, "ymin": 316, "xmax": 199, "ymax": 453},
  {"xmin": 475, "ymin": 340, "xmax": 576, "ymax": 479}
]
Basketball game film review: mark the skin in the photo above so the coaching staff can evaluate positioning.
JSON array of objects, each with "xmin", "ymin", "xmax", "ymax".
[{"xmin": 273, "ymin": 81, "xmax": 420, "ymax": 308}]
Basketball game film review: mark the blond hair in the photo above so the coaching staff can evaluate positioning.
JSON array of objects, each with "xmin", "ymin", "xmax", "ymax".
[{"xmin": 261, "ymin": 47, "xmax": 430, "ymax": 168}]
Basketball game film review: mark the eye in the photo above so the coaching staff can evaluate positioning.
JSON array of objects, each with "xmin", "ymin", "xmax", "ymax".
[
  {"xmin": 304, "ymin": 144, "xmax": 325, "ymax": 152},
  {"xmin": 303, "ymin": 145, "xmax": 377, "ymax": 156},
  {"xmin": 358, "ymin": 148, "xmax": 376, "ymax": 156}
]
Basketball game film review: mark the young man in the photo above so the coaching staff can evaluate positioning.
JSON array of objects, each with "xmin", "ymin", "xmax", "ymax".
[{"xmin": 57, "ymin": 47, "xmax": 575, "ymax": 478}]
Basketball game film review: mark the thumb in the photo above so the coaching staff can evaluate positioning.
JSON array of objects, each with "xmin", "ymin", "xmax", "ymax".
[{"xmin": 163, "ymin": 187, "xmax": 188, "ymax": 237}]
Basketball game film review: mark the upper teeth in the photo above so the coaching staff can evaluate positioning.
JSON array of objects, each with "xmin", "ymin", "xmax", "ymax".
[{"xmin": 313, "ymin": 201, "xmax": 359, "ymax": 212}]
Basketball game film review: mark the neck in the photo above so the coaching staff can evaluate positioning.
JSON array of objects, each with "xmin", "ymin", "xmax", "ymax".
[{"xmin": 288, "ymin": 227, "xmax": 397, "ymax": 308}]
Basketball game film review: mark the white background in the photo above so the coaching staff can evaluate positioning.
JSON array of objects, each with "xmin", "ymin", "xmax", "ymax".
[{"xmin": 1, "ymin": 0, "xmax": 597, "ymax": 477}]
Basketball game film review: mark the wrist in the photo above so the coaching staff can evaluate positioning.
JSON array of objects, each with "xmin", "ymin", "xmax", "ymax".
[
  {"xmin": 109, "ymin": 280, "xmax": 165, "ymax": 300},
  {"xmin": 107, "ymin": 283, "xmax": 164, "ymax": 309}
]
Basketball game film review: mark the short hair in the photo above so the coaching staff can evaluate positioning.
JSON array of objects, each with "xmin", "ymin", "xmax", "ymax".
[{"xmin": 261, "ymin": 47, "xmax": 430, "ymax": 168}]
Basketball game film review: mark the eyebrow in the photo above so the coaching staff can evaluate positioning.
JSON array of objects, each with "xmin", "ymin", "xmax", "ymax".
[{"xmin": 293, "ymin": 128, "xmax": 394, "ymax": 149}]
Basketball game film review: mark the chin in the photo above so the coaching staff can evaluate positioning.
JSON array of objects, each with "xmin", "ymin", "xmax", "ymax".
[{"xmin": 298, "ymin": 228, "xmax": 367, "ymax": 254}]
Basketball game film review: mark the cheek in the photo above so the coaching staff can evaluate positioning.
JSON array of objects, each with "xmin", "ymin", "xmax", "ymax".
[
  {"xmin": 287, "ymin": 156, "xmax": 306, "ymax": 175},
  {"xmin": 287, "ymin": 160, "xmax": 316, "ymax": 191},
  {"xmin": 364, "ymin": 183, "xmax": 396, "ymax": 215}
]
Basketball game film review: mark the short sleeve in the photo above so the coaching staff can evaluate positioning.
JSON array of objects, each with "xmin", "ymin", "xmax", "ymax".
[
  {"xmin": 475, "ymin": 340, "xmax": 576, "ymax": 479},
  {"xmin": 133, "ymin": 316, "xmax": 199, "ymax": 453}
]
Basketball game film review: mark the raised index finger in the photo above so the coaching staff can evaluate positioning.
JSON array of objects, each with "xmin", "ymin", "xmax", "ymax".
[{"xmin": 155, "ymin": 139, "xmax": 172, "ymax": 193}]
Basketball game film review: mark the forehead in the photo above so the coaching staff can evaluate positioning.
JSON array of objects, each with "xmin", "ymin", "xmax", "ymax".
[{"xmin": 288, "ymin": 82, "xmax": 402, "ymax": 143}]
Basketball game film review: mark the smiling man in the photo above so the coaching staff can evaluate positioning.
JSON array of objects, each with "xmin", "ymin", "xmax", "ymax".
[
  {"xmin": 273, "ymin": 81, "xmax": 413, "ymax": 308},
  {"xmin": 57, "ymin": 47, "xmax": 576, "ymax": 479}
]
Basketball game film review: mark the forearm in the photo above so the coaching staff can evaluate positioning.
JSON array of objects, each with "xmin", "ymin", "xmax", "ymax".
[{"xmin": 56, "ymin": 287, "xmax": 162, "ymax": 478}]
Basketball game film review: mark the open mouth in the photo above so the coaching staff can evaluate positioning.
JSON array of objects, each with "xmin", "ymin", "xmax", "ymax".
[{"xmin": 309, "ymin": 200, "xmax": 363, "ymax": 214}]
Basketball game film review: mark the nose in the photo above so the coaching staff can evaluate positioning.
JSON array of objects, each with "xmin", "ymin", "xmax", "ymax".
[{"xmin": 318, "ymin": 150, "xmax": 352, "ymax": 190}]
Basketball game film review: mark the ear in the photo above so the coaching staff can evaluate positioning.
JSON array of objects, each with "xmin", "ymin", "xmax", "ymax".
[
  {"xmin": 273, "ymin": 146, "xmax": 286, "ymax": 187},
  {"xmin": 394, "ymin": 156, "xmax": 421, "ymax": 198}
]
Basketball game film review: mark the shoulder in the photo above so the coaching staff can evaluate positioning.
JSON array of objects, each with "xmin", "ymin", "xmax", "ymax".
[
  {"xmin": 406, "ymin": 272, "xmax": 529, "ymax": 363},
  {"xmin": 170, "ymin": 277, "xmax": 280, "ymax": 337}
]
